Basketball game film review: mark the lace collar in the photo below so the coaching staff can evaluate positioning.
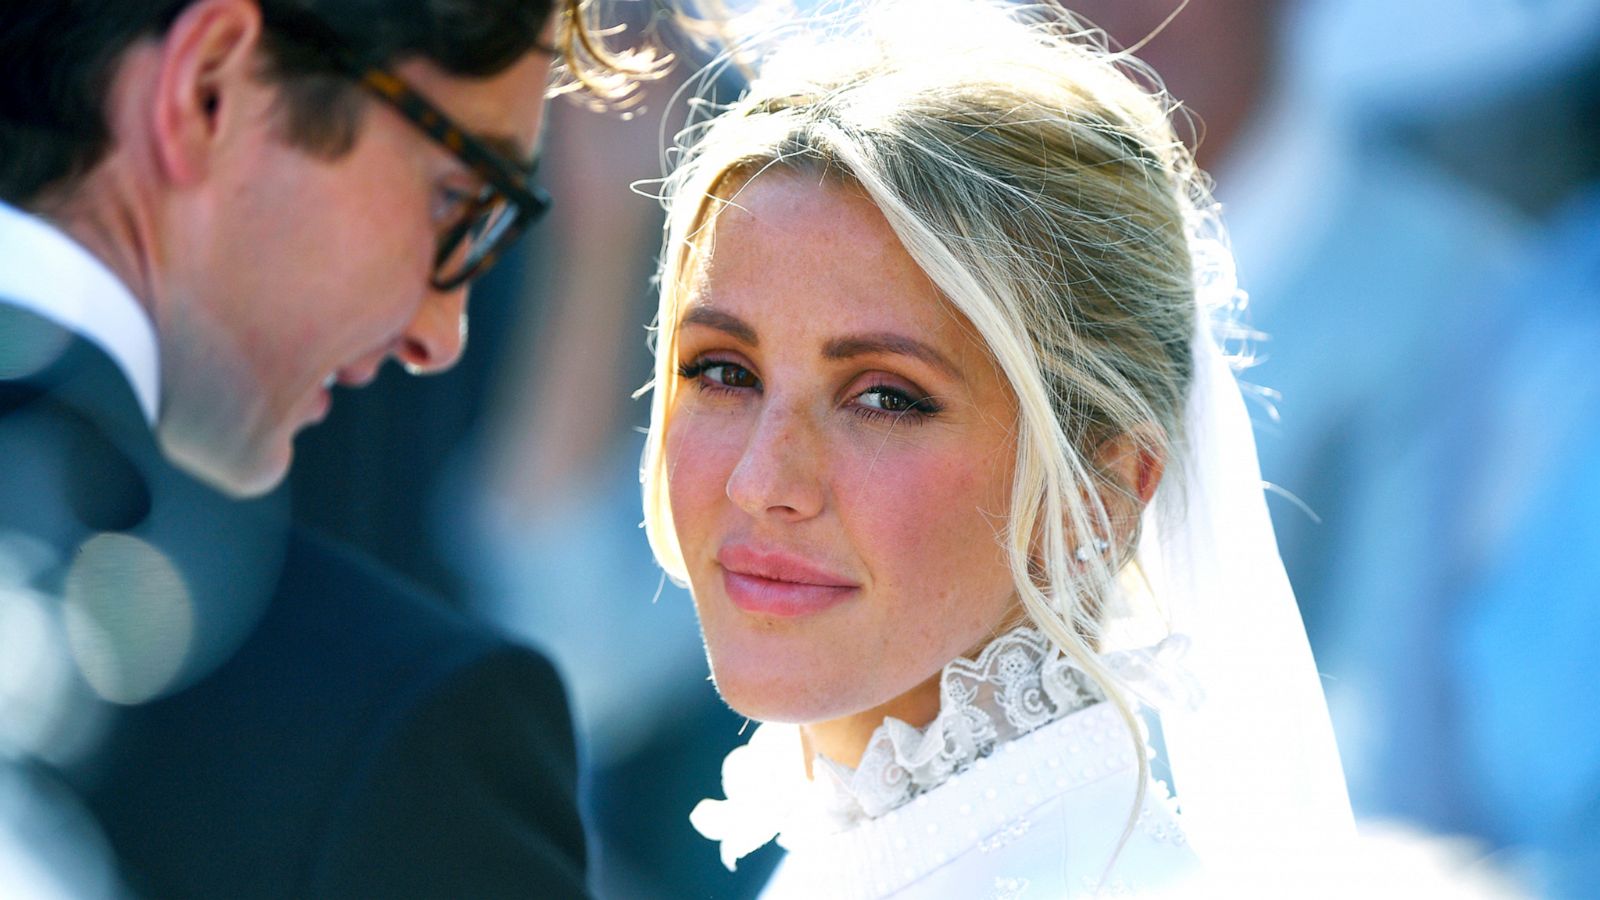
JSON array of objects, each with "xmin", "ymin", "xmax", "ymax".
[
  {"xmin": 692, "ymin": 625, "xmax": 1187, "ymax": 870},
  {"xmin": 814, "ymin": 626, "xmax": 1101, "ymax": 823}
]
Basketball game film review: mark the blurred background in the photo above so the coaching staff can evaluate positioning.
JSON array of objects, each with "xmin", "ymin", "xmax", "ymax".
[{"xmin": 4, "ymin": 0, "xmax": 1598, "ymax": 896}]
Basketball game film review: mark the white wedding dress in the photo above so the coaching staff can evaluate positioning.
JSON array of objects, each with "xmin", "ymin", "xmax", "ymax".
[{"xmin": 692, "ymin": 627, "xmax": 1201, "ymax": 899}]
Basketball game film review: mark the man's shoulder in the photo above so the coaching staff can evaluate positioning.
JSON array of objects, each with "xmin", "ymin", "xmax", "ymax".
[
  {"xmin": 198, "ymin": 527, "xmax": 562, "ymax": 739},
  {"xmin": 82, "ymin": 530, "xmax": 585, "ymax": 898},
  {"xmin": 262, "ymin": 530, "xmax": 571, "ymax": 705},
  {"xmin": 291, "ymin": 540, "xmax": 587, "ymax": 896}
]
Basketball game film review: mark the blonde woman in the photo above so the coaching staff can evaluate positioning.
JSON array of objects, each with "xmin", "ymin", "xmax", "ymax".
[{"xmin": 641, "ymin": 2, "xmax": 1353, "ymax": 894}]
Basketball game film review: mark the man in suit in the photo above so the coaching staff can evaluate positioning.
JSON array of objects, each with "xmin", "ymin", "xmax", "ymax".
[{"xmin": 0, "ymin": 1, "xmax": 622, "ymax": 895}]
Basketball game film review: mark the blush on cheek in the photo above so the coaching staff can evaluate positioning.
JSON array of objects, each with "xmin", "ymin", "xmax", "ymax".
[
  {"xmin": 666, "ymin": 406, "xmax": 747, "ymax": 505},
  {"xmin": 844, "ymin": 448, "xmax": 1002, "ymax": 549},
  {"xmin": 849, "ymin": 447, "xmax": 1014, "ymax": 611}
]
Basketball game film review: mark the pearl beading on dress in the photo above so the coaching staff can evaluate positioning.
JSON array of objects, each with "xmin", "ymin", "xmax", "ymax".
[
  {"xmin": 691, "ymin": 625, "xmax": 1203, "ymax": 894},
  {"xmin": 771, "ymin": 703, "xmax": 1159, "ymax": 899}
]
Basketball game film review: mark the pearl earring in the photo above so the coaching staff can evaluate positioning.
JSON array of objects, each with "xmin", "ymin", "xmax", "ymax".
[{"xmin": 1074, "ymin": 539, "xmax": 1111, "ymax": 563}]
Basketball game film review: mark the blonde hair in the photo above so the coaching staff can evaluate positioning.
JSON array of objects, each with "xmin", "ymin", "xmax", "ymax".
[
  {"xmin": 641, "ymin": 0, "xmax": 1211, "ymax": 859},
  {"xmin": 550, "ymin": 0, "xmax": 673, "ymax": 107}
]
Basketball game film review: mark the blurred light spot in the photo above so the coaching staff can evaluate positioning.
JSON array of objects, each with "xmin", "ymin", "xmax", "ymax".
[
  {"xmin": 0, "ymin": 766, "xmax": 123, "ymax": 900},
  {"xmin": 0, "ymin": 586, "xmax": 75, "ymax": 761},
  {"xmin": 0, "ymin": 314, "xmax": 71, "ymax": 381},
  {"xmin": 0, "ymin": 532, "xmax": 57, "ymax": 589},
  {"xmin": 0, "ymin": 534, "xmax": 105, "ymax": 767},
  {"xmin": 62, "ymin": 533, "xmax": 194, "ymax": 705}
]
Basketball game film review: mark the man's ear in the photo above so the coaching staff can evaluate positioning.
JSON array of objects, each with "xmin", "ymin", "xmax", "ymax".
[{"xmin": 150, "ymin": 0, "xmax": 266, "ymax": 186}]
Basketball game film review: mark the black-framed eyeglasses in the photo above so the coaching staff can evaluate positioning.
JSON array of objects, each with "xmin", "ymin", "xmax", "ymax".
[{"xmin": 260, "ymin": 7, "xmax": 551, "ymax": 291}]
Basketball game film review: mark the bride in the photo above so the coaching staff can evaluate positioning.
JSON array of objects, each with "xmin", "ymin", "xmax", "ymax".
[{"xmin": 639, "ymin": 1, "xmax": 1353, "ymax": 894}]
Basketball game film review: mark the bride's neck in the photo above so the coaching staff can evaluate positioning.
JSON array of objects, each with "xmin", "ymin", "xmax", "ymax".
[
  {"xmin": 799, "ymin": 610, "xmax": 1034, "ymax": 774},
  {"xmin": 799, "ymin": 673, "xmax": 942, "ymax": 774}
]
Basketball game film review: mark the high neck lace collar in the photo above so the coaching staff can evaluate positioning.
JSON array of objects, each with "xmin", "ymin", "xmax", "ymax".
[
  {"xmin": 814, "ymin": 626, "xmax": 1102, "ymax": 823},
  {"xmin": 693, "ymin": 625, "xmax": 1192, "ymax": 870}
]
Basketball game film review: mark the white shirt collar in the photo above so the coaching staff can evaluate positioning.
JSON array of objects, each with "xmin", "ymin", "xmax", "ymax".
[{"xmin": 0, "ymin": 200, "xmax": 160, "ymax": 425}]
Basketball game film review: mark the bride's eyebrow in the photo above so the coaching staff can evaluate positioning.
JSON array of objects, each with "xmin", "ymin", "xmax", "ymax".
[
  {"xmin": 824, "ymin": 333, "xmax": 961, "ymax": 378},
  {"xmin": 680, "ymin": 306, "xmax": 758, "ymax": 346}
]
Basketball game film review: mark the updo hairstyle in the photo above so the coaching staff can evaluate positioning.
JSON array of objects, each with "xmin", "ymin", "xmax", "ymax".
[{"xmin": 641, "ymin": 0, "xmax": 1212, "ymax": 794}]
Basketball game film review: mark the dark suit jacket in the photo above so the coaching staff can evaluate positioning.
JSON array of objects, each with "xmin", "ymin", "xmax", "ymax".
[{"xmin": 0, "ymin": 302, "xmax": 589, "ymax": 898}]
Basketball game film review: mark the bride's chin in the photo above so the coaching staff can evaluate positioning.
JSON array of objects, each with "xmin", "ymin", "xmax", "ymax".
[{"xmin": 709, "ymin": 668, "xmax": 859, "ymax": 727}]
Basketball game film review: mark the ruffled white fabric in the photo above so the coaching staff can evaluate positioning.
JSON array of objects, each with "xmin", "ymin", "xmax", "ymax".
[
  {"xmin": 690, "ymin": 625, "xmax": 1193, "ymax": 871},
  {"xmin": 758, "ymin": 704, "xmax": 1199, "ymax": 899},
  {"xmin": 816, "ymin": 627, "xmax": 1101, "ymax": 826}
]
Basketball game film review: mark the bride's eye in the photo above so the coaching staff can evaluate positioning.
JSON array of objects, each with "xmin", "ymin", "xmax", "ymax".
[
  {"xmin": 678, "ymin": 358, "xmax": 760, "ymax": 394},
  {"xmin": 853, "ymin": 384, "xmax": 941, "ymax": 424}
]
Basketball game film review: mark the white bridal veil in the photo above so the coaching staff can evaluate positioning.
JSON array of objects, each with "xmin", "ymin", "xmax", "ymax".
[{"xmin": 1137, "ymin": 216, "xmax": 1357, "ymax": 877}]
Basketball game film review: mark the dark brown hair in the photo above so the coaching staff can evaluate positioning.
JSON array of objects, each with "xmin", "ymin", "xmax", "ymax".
[{"xmin": 0, "ymin": 0, "xmax": 606, "ymax": 206}]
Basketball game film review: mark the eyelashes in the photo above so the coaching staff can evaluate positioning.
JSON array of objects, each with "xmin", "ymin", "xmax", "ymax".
[
  {"xmin": 854, "ymin": 384, "xmax": 943, "ymax": 423},
  {"xmin": 677, "ymin": 358, "xmax": 758, "ymax": 391},
  {"xmin": 676, "ymin": 356, "xmax": 943, "ymax": 424}
]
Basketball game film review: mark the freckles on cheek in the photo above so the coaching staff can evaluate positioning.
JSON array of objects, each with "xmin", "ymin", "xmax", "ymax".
[
  {"xmin": 852, "ymin": 451, "xmax": 984, "ymax": 548},
  {"xmin": 664, "ymin": 410, "xmax": 735, "ymax": 535},
  {"xmin": 851, "ymin": 444, "xmax": 1012, "ymax": 608}
]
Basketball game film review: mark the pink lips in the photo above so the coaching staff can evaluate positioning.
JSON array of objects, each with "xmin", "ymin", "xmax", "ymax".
[{"xmin": 717, "ymin": 544, "xmax": 859, "ymax": 618}]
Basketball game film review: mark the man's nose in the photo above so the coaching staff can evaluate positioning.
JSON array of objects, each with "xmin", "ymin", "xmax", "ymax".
[
  {"xmin": 725, "ymin": 404, "xmax": 826, "ymax": 521},
  {"xmin": 397, "ymin": 286, "xmax": 469, "ymax": 375}
]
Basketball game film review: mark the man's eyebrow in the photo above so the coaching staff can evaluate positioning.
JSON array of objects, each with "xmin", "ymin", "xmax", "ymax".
[
  {"xmin": 824, "ymin": 333, "xmax": 961, "ymax": 379},
  {"xmin": 680, "ymin": 306, "xmax": 758, "ymax": 345}
]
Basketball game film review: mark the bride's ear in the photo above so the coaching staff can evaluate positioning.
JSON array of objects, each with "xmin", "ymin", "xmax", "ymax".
[
  {"xmin": 1088, "ymin": 427, "xmax": 1167, "ymax": 548},
  {"xmin": 1040, "ymin": 427, "xmax": 1167, "ymax": 572},
  {"xmin": 1094, "ymin": 428, "xmax": 1166, "ymax": 509}
]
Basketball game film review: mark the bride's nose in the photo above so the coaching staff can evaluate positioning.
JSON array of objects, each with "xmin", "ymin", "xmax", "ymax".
[{"xmin": 725, "ymin": 403, "xmax": 826, "ymax": 521}]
